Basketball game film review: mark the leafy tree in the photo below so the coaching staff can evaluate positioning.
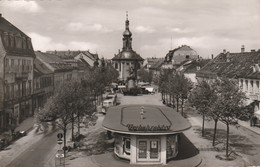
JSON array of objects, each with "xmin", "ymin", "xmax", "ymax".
[
  {"xmin": 171, "ymin": 73, "xmax": 193, "ymax": 114},
  {"xmin": 188, "ymin": 80, "xmax": 215, "ymax": 137},
  {"xmin": 213, "ymin": 78, "xmax": 246, "ymax": 157},
  {"xmin": 35, "ymin": 81, "xmax": 96, "ymax": 156},
  {"xmin": 137, "ymin": 68, "xmax": 153, "ymax": 84}
]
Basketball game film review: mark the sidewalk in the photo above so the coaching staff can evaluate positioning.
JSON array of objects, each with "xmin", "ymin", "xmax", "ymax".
[
  {"xmin": 15, "ymin": 116, "xmax": 35, "ymax": 133},
  {"xmin": 238, "ymin": 120, "xmax": 260, "ymax": 135}
]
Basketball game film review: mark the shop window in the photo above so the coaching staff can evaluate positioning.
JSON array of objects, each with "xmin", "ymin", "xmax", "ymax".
[
  {"xmin": 138, "ymin": 141, "xmax": 147, "ymax": 158},
  {"xmin": 114, "ymin": 135, "xmax": 120, "ymax": 155},
  {"xmin": 123, "ymin": 138, "xmax": 131, "ymax": 155},
  {"xmin": 167, "ymin": 135, "xmax": 177, "ymax": 159},
  {"xmin": 150, "ymin": 141, "xmax": 159, "ymax": 159}
]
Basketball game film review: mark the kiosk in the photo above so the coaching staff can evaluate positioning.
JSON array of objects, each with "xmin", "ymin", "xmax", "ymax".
[{"xmin": 102, "ymin": 105, "xmax": 191, "ymax": 165}]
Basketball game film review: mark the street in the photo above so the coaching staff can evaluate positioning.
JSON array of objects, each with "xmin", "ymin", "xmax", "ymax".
[{"xmin": 6, "ymin": 129, "xmax": 59, "ymax": 167}]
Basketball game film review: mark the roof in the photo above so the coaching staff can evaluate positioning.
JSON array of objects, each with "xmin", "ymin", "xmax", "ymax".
[
  {"xmin": 34, "ymin": 58, "xmax": 53, "ymax": 76},
  {"xmin": 150, "ymin": 58, "xmax": 165, "ymax": 70},
  {"xmin": 35, "ymin": 51, "xmax": 74, "ymax": 72},
  {"xmin": 103, "ymin": 105, "xmax": 191, "ymax": 135},
  {"xmin": 0, "ymin": 15, "xmax": 28, "ymax": 37},
  {"xmin": 196, "ymin": 51, "xmax": 260, "ymax": 79},
  {"xmin": 180, "ymin": 59, "xmax": 211, "ymax": 73},
  {"xmin": 0, "ymin": 15, "xmax": 35, "ymax": 56},
  {"xmin": 165, "ymin": 45, "xmax": 198, "ymax": 64},
  {"xmin": 46, "ymin": 50, "xmax": 99, "ymax": 61},
  {"xmin": 112, "ymin": 50, "xmax": 144, "ymax": 61}
]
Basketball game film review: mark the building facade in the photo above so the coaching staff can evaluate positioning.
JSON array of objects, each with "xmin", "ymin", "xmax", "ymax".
[
  {"xmin": 32, "ymin": 58, "xmax": 54, "ymax": 113},
  {"xmin": 112, "ymin": 14, "xmax": 143, "ymax": 81},
  {"xmin": 162, "ymin": 45, "xmax": 198, "ymax": 69},
  {"xmin": 0, "ymin": 14, "xmax": 35, "ymax": 131},
  {"xmin": 196, "ymin": 47, "xmax": 260, "ymax": 117},
  {"xmin": 35, "ymin": 51, "xmax": 78, "ymax": 92}
]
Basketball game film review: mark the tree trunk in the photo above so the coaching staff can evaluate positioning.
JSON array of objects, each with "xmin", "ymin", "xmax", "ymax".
[
  {"xmin": 212, "ymin": 119, "xmax": 218, "ymax": 146},
  {"xmin": 176, "ymin": 97, "xmax": 179, "ymax": 112},
  {"xmin": 77, "ymin": 113, "xmax": 80, "ymax": 134},
  {"xmin": 63, "ymin": 128, "xmax": 67, "ymax": 157},
  {"xmin": 202, "ymin": 112, "xmax": 205, "ymax": 137},
  {"xmin": 71, "ymin": 116, "xmax": 74, "ymax": 141},
  {"xmin": 181, "ymin": 97, "xmax": 184, "ymax": 116},
  {"xmin": 226, "ymin": 123, "xmax": 230, "ymax": 157}
]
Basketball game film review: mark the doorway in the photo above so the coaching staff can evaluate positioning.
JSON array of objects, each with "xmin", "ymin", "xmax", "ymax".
[{"xmin": 137, "ymin": 139, "xmax": 160, "ymax": 162}]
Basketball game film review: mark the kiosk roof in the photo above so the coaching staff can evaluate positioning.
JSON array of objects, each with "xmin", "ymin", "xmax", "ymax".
[{"xmin": 102, "ymin": 105, "xmax": 191, "ymax": 135}]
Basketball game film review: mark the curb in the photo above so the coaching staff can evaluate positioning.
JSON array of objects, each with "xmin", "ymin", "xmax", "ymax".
[{"xmin": 237, "ymin": 121, "xmax": 260, "ymax": 135}]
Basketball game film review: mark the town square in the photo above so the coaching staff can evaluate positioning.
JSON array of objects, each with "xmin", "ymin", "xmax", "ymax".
[{"xmin": 0, "ymin": 0, "xmax": 260, "ymax": 167}]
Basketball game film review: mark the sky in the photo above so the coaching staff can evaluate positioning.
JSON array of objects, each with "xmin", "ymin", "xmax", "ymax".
[{"xmin": 0, "ymin": 0, "xmax": 260, "ymax": 59}]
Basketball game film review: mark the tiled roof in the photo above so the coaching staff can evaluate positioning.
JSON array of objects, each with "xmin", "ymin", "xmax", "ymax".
[
  {"xmin": 182, "ymin": 59, "xmax": 211, "ymax": 73},
  {"xmin": 35, "ymin": 51, "xmax": 74, "ymax": 72},
  {"xmin": 150, "ymin": 58, "xmax": 165, "ymax": 70},
  {"xmin": 0, "ymin": 15, "xmax": 35, "ymax": 56},
  {"xmin": 34, "ymin": 58, "xmax": 52, "ymax": 75},
  {"xmin": 196, "ymin": 51, "xmax": 260, "ymax": 79},
  {"xmin": 46, "ymin": 50, "xmax": 99, "ymax": 61},
  {"xmin": 0, "ymin": 15, "xmax": 28, "ymax": 37}
]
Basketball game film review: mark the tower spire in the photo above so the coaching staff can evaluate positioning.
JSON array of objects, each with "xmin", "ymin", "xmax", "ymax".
[{"xmin": 126, "ymin": 11, "xmax": 128, "ymax": 20}]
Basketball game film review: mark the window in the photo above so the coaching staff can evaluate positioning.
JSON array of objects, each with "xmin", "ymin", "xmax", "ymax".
[
  {"xmin": 5, "ymin": 59, "xmax": 9, "ymax": 71},
  {"xmin": 15, "ymin": 36, "xmax": 23, "ymax": 48},
  {"xmin": 250, "ymin": 80, "xmax": 254, "ymax": 93},
  {"xmin": 138, "ymin": 141, "xmax": 147, "ymax": 158},
  {"xmin": 123, "ymin": 138, "xmax": 131, "ymax": 155},
  {"xmin": 10, "ymin": 84, "xmax": 14, "ymax": 99},
  {"xmin": 22, "ymin": 82, "xmax": 26, "ymax": 96},
  {"xmin": 3, "ymin": 33, "xmax": 9, "ymax": 47},
  {"xmin": 11, "ymin": 59, "xmax": 14, "ymax": 67},
  {"xmin": 245, "ymin": 80, "xmax": 248, "ymax": 92},
  {"xmin": 14, "ymin": 84, "xmax": 18, "ymax": 97},
  {"xmin": 5, "ymin": 85, "xmax": 9, "ymax": 100},
  {"xmin": 10, "ymin": 35, "xmax": 15, "ymax": 47},
  {"xmin": 115, "ymin": 63, "xmax": 118, "ymax": 69},
  {"xmin": 257, "ymin": 81, "xmax": 259, "ymax": 93}
]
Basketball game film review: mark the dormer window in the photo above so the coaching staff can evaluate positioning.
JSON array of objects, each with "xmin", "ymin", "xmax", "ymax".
[{"xmin": 196, "ymin": 66, "xmax": 201, "ymax": 70}]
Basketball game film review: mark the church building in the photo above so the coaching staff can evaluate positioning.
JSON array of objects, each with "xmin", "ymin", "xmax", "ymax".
[{"xmin": 112, "ymin": 13, "xmax": 143, "ymax": 81}]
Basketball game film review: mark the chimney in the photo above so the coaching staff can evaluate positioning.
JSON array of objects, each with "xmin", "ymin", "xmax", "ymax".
[
  {"xmin": 223, "ymin": 49, "xmax": 226, "ymax": 54},
  {"xmin": 241, "ymin": 45, "xmax": 245, "ymax": 53},
  {"xmin": 118, "ymin": 49, "xmax": 120, "ymax": 53},
  {"xmin": 226, "ymin": 52, "xmax": 230, "ymax": 62},
  {"xmin": 0, "ymin": 13, "xmax": 2, "ymax": 17},
  {"xmin": 211, "ymin": 54, "xmax": 214, "ymax": 59}
]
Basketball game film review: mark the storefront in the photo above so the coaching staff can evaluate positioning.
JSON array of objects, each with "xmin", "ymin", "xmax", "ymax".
[{"xmin": 102, "ymin": 105, "xmax": 191, "ymax": 165}]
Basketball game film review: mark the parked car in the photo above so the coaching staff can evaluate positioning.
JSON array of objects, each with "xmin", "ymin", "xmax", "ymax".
[{"xmin": 144, "ymin": 87, "xmax": 155, "ymax": 94}]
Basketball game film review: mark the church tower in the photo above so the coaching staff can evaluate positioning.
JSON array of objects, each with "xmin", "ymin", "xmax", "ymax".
[
  {"xmin": 122, "ymin": 12, "xmax": 132, "ymax": 51},
  {"xmin": 112, "ymin": 12, "xmax": 144, "ymax": 81}
]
